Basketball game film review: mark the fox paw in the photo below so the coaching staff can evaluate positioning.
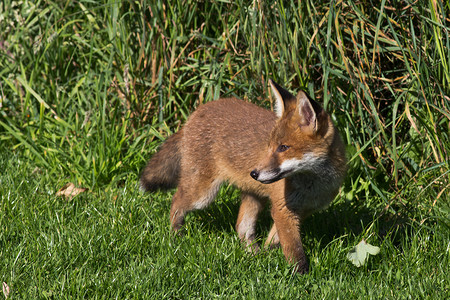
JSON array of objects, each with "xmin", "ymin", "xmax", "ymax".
[{"xmin": 245, "ymin": 241, "xmax": 261, "ymax": 255}]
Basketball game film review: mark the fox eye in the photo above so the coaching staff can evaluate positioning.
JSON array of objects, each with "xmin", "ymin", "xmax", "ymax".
[{"xmin": 277, "ymin": 144, "xmax": 290, "ymax": 152}]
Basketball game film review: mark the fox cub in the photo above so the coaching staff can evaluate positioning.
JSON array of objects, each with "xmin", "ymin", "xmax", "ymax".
[{"xmin": 140, "ymin": 80, "xmax": 346, "ymax": 273}]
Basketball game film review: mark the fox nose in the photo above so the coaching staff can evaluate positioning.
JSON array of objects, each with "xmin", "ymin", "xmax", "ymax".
[{"xmin": 250, "ymin": 170, "xmax": 259, "ymax": 180}]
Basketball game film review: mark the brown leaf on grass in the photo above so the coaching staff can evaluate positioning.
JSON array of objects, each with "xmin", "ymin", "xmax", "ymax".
[
  {"xmin": 56, "ymin": 183, "xmax": 87, "ymax": 200},
  {"xmin": 3, "ymin": 282, "xmax": 10, "ymax": 299}
]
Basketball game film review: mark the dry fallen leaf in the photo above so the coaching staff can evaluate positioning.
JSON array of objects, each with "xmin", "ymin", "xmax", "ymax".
[
  {"xmin": 3, "ymin": 282, "xmax": 10, "ymax": 299},
  {"xmin": 55, "ymin": 182, "xmax": 87, "ymax": 200}
]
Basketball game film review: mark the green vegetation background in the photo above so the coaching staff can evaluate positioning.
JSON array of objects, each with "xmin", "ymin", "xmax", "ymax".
[{"xmin": 0, "ymin": 0, "xmax": 448, "ymax": 298}]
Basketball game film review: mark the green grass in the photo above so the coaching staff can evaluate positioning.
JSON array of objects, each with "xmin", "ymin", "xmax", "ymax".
[
  {"xmin": 1, "ymin": 146, "xmax": 448, "ymax": 298},
  {"xmin": 1, "ymin": 0, "xmax": 449, "ymax": 298}
]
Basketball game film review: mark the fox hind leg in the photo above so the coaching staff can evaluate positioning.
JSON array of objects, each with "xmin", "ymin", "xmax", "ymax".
[
  {"xmin": 264, "ymin": 223, "xmax": 280, "ymax": 249},
  {"xmin": 170, "ymin": 177, "xmax": 222, "ymax": 232}
]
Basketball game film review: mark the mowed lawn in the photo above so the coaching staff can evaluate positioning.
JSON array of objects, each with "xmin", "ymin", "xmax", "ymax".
[
  {"xmin": 1, "ymin": 150, "xmax": 448, "ymax": 298},
  {"xmin": 1, "ymin": 0, "xmax": 449, "ymax": 298}
]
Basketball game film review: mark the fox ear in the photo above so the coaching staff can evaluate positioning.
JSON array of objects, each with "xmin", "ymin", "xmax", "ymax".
[
  {"xmin": 269, "ymin": 79, "xmax": 296, "ymax": 118},
  {"xmin": 296, "ymin": 91, "xmax": 320, "ymax": 133}
]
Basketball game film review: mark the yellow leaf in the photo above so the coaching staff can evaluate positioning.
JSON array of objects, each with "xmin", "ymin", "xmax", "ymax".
[{"xmin": 347, "ymin": 240, "xmax": 380, "ymax": 267}]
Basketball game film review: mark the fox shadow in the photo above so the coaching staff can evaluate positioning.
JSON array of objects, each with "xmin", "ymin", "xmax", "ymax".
[{"xmin": 188, "ymin": 186, "xmax": 410, "ymax": 248}]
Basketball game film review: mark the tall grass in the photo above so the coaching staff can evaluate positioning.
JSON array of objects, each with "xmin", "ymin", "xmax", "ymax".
[{"xmin": 1, "ymin": 0, "xmax": 448, "ymax": 215}]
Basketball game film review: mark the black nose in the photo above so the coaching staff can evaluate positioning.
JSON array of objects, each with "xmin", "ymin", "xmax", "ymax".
[{"xmin": 250, "ymin": 170, "xmax": 259, "ymax": 180}]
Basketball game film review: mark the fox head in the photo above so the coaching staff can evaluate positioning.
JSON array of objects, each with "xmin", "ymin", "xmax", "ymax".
[{"xmin": 250, "ymin": 80, "xmax": 337, "ymax": 184}]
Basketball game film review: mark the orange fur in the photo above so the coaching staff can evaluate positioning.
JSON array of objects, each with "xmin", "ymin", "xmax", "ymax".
[{"xmin": 140, "ymin": 80, "xmax": 346, "ymax": 274}]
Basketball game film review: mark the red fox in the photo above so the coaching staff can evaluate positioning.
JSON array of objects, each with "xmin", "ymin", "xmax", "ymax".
[{"xmin": 140, "ymin": 80, "xmax": 347, "ymax": 273}]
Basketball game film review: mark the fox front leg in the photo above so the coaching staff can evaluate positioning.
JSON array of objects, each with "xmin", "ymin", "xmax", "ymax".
[{"xmin": 271, "ymin": 204, "xmax": 309, "ymax": 274}]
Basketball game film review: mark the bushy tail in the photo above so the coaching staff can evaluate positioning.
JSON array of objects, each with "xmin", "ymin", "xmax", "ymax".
[{"xmin": 140, "ymin": 130, "xmax": 182, "ymax": 191}]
